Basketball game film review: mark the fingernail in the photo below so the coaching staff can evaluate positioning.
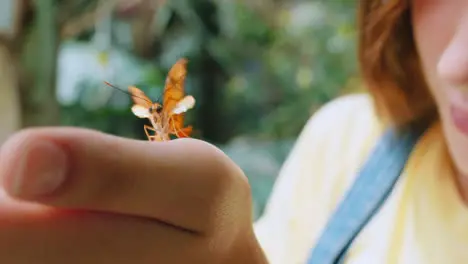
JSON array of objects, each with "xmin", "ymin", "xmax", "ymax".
[{"xmin": 9, "ymin": 140, "xmax": 68, "ymax": 198}]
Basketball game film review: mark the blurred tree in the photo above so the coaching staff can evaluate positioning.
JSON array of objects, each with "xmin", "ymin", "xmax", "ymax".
[
  {"xmin": 189, "ymin": 0, "xmax": 229, "ymax": 143},
  {"xmin": 0, "ymin": 45, "xmax": 21, "ymax": 143},
  {"xmin": 20, "ymin": 0, "xmax": 60, "ymax": 127},
  {"xmin": 8, "ymin": 0, "xmax": 165, "ymax": 130},
  {"xmin": 0, "ymin": 0, "xmax": 31, "ymax": 142}
]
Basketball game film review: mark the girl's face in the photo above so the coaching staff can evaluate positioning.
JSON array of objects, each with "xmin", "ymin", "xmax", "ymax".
[{"xmin": 411, "ymin": 0, "xmax": 468, "ymax": 176}]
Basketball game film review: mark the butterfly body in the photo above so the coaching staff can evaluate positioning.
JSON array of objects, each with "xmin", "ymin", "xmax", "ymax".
[{"xmin": 128, "ymin": 58, "xmax": 195, "ymax": 141}]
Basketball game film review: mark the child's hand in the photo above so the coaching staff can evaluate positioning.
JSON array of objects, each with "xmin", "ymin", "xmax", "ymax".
[{"xmin": 0, "ymin": 128, "xmax": 266, "ymax": 264}]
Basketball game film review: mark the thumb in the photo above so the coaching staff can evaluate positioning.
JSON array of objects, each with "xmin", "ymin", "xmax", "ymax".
[{"xmin": 0, "ymin": 127, "xmax": 245, "ymax": 233}]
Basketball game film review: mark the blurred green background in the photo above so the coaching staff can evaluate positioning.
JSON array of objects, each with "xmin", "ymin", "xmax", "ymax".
[{"xmin": 0, "ymin": 0, "xmax": 359, "ymax": 220}]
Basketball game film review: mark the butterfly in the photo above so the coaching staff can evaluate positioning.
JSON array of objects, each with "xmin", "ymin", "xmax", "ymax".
[{"xmin": 105, "ymin": 58, "xmax": 195, "ymax": 141}]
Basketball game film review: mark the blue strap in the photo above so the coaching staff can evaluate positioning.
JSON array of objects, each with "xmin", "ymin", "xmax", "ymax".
[{"xmin": 306, "ymin": 124, "xmax": 427, "ymax": 264}]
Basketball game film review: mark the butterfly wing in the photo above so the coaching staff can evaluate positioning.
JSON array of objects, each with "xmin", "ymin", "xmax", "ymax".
[
  {"xmin": 162, "ymin": 58, "xmax": 189, "ymax": 131},
  {"xmin": 128, "ymin": 86, "xmax": 153, "ymax": 109},
  {"xmin": 172, "ymin": 95, "xmax": 196, "ymax": 115},
  {"xmin": 162, "ymin": 58, "xmax": 188, "ymax": 113},
  {"xmin": 131, "ymin": 105, "xmax": 151, "ymax": 118}
]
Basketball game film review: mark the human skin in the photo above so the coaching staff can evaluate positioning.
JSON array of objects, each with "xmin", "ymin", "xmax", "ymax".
[
  {"xmin": 411, "ymin": 0, "xmax": 468, "ymax": 199},
  {"xmin": 0, "ymin": 128, "xmax": 267, "ymax": 264}
]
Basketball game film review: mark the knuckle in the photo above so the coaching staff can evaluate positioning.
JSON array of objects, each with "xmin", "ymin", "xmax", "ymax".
[
  {"xmin": 173, "ymin": 139, "xmax": 253, "ymax": 234},
  {"xmin": 178, "ymin": 138, "xmax": 249, "ymax": 192}
]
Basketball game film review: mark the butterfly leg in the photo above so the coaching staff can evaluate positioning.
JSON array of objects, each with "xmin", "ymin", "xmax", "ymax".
[
  {"xmin": 144, "ymin": 125, "xmax": 157, "ymax": 141},
  {"xmin": 176, "ymin": 126, "xmax": 193, "ymax": 138},
  {"xmin": 170, "ymin": 120, "xmax": 192, "ymax": 138},
  {"xmin": 144, "ymin": 124, "xmax": 166, "ymax": 141}
]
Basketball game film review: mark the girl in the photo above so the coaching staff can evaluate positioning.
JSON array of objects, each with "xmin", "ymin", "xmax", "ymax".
[{"xmin": 256, "ymin": 0, "xmax": 468, "ymax": 263}]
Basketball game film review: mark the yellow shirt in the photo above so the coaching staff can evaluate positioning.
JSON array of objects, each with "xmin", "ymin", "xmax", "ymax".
[{"xmin": 254, "ymin": 94, "xmax": 468, "ymax": 264}]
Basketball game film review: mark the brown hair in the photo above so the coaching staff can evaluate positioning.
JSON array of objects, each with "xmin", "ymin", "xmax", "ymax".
[{"xmin": 358, "ymin": 0, "xmax": 437, "ymax": 127}]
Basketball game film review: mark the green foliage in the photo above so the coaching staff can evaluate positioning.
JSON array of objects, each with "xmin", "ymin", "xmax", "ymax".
[
  {"xmin": 204, "ymin": 1, "xmax": 358, "ymax": 140},
  {"xmin": 61, "ymin": 104, "xmax": 138, "ymax": 138},
  {"xmin": 61, "ymin": 0, "xmax": 358, "ymax": 141}
]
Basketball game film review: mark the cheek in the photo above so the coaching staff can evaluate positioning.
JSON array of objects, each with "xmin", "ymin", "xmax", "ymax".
[
  {"xmin": 412, "ymin": 0, "xmax": 457, "ymax": 100},
  {"xmin": 412, "ymin": 0, "xmax": 468, "ymax": 175}
]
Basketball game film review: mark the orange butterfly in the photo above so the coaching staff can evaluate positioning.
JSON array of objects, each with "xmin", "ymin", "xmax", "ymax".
[{"xmin": 106, "ymin": 58, "xmax": 195, "ymax": 141}]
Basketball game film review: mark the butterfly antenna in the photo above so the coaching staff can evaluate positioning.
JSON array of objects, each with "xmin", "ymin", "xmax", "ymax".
[{"xmin": 104, "ymin": 81, "xmax": 153, "ymax": 104}]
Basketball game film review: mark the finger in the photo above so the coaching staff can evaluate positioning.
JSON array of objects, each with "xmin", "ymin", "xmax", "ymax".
[
  {"xmin": 0, "ymin": 194, "xmax": 206, "ymax": 264},
  {"xmin": 0, "ymin": 127, "xmax": 247, "ymax": 234}
]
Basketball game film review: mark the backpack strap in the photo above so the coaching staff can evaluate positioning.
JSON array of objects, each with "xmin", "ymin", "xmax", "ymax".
[{"xmin": 306, "ymin": 123, "xmax": 428, "ymax": 264}]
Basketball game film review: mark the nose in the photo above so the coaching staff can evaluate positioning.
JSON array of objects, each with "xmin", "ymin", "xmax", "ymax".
[{"xmin": 437, "ymin": 17, "xmax": 468, "ymax": 87}]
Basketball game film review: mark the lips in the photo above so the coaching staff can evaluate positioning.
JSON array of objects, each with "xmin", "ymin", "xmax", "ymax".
[
  {"xmin": 450, "ymin": 105, "xmax": 468, "ymax": 135},
  {"xmin": 447, "ymin": 87, "xmax": 468, "ymax": 135}
]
